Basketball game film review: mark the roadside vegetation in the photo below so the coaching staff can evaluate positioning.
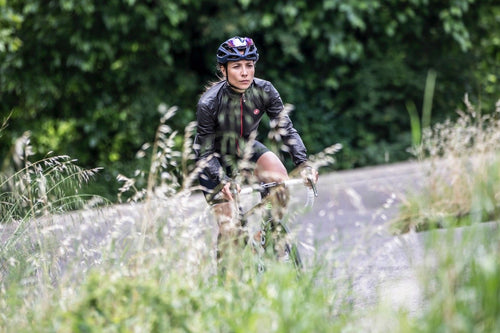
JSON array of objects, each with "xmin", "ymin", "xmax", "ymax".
[
  {"xmin": 2, "ymin": 100, "xmax": 500, "ymax": 332},
  {"xmin": 2, "ymin": 0, "xmax": 498, "ymax": 199},
  {"xmin": 393, "ymin": 97, "xmax": 500, "ymax": 233}
]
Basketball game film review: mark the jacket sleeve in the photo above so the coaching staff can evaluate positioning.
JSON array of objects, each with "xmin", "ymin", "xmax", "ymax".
[
  {"xmin": 195, "ymin": 101, "xmax": 226, "ymax": 182},
  {"xmin": 265, "ymin": 83, "xmax": 308, "ymax": 166}
]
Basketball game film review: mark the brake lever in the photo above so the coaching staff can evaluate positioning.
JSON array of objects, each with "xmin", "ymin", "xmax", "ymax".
[{"xmin": 308, "ymin": 178, "xmax": 318, "ymax": 197}]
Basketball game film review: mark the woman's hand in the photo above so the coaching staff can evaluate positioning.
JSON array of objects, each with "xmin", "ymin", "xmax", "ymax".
[
  {"xmin": 300, "ymin": 165, "xmax": 318, "ymax": 185},
  {"xmin": 300, "ymin": 165, "xmax": 318, "ymax": 196},
  {"xmin": 221, "ymin": 182, "xmax": 241, "ymax": 201}
]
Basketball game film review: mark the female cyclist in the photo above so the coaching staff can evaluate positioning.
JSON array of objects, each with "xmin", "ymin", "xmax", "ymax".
[{"xmin": 194, "ymin": 36, "xmax": 317, "ymax": 267}]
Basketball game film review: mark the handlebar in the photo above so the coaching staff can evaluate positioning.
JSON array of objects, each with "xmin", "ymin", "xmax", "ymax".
[
  {"xmin": 207, "ymin": 177, "xmax": 318, "ymax": 203},
  {"xmin": 240, "ymin": 178, "xmax": 317, "ymax": 196}
]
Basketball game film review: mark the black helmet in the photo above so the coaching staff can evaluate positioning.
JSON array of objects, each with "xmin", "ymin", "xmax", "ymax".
[{"xmin": 216, "ymin": 36, "xmax": 259, "ymax": 64}]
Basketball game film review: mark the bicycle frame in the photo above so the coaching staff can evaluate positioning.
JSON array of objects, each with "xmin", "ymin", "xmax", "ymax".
[
  {"xmin": 238, "ymin": 178, "xmax": 311, "ymax": 218},
  {"xmin": 209, "ymin": 177, "xmax": 316, "ymax": 273}
]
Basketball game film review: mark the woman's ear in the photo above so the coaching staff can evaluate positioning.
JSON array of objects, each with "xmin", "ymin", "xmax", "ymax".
[{"xmin": 219, "ymin": 65, "xmax": 226, "ymax": 76}]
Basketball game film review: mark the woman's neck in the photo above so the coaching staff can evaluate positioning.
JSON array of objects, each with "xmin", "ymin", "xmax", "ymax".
[{"xmin": 226, "ymin": 81, "xmax": 246, "ymax": 94}]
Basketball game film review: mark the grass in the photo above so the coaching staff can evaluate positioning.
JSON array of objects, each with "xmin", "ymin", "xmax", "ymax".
[
  {"xmin": 0, "ymin": 130, "xmax": 104, "ymax": 224},
  {"xmin": 2, "ymin": 100, "xmax": 500, "ymax": 332},
  {"xmin": 393, "ymin": 96, "xmax": 500, "ymax": 233},
  {"xmin": 418, "ymin": 224, "xmax": 500, "ymax": 332}
]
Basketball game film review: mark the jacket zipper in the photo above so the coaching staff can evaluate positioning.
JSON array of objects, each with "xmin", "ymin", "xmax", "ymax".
[{"xmin": 237, "ymin": 94, "xmax": 244, "ymax": 154}]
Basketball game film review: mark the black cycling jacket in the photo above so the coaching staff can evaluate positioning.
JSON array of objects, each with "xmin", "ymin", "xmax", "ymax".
[{"xmin": 195, "ymin": 78, "xmax": 308, "ymax": 182}]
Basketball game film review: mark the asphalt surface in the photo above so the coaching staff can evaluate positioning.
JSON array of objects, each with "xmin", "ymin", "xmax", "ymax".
[{"xmin": 291, "ymin": 161, "xmax": 427, "ymax": 312}]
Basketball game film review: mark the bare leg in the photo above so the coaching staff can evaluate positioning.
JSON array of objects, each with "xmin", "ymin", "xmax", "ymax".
[
  {"xmin": 255, "ymin": 151, "xmax": 290, "ymax": 219},
  {"xmin": 214, "ymin": 151, "xmax": 289, "ymax": 275},
  {"xmin": 255, "ymin": 152, "xmax": 291, "ymax": 260},
  {"xmin": 254, "ymin": 151, "xmax": 288, "ymax": 183},
  {"xmin": 213, "ymin": 201, "xmax": 246, "ymax": 278}
]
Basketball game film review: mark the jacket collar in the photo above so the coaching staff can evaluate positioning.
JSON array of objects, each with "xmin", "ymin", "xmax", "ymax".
[{"xmin": 223, "ymin": 80, "xmax": 254, "ymax": 97}]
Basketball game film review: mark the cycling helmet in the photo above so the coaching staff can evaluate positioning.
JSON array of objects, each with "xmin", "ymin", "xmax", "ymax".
[{"xmin": 216, "ymin": 36, "xmax": 259, "ymax": 64}]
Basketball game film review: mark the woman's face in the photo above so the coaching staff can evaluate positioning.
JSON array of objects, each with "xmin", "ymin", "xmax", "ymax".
[{"xmin": 221, "ymin": 60, "xmax": 255, "ymax": 92}]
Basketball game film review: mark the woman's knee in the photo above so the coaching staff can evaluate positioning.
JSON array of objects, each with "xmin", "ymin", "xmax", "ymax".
[{"xmin": 255, "ymin": 151, "xmax": 288, "ymax": 182}]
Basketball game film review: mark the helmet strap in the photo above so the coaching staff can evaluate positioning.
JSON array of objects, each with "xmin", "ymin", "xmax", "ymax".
[{"xmin": 222, "ymin": 63, "xmax": 244, "ymax": 92}]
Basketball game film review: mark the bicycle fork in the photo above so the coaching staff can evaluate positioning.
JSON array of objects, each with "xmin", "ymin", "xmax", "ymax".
[
  {"xmin": 252, "ymin": 207, "xmax": 298, "ymax": 272},
  {"xmin": 240, "ymin": 201, "xmax": 303, "ymax": 274}
]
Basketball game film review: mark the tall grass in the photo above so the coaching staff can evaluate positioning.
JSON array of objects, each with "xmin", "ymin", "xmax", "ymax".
[
  {"xmin": 0, "ymin": 126, "xmax": 106, "ymax": 331},
  {"xmin": 393, "ymin": 96, "xmax": 500, "ymax": 233},
  {"xmin": 1, "ymin": 131, "xmax": 103, "ymax": 223},
  {"xmin": 407, "ymin": 69, "xmax": 437, "ymax": 147},
  {"xmin": 0, "ymin": 104, "xmax": 351, "ymax": 332},
  {"xmin": 415, "ymin": 224, "xmax": 500, "ymax": 332},
  {"xmin": 2, "ymin": 100, "xmax": 500, "ymax": 332}
]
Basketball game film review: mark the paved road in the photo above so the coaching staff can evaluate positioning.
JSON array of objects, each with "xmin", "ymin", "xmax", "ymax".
[{"xmin": 290, "ymin": 161, "xmax": 427, "ymax": 312}]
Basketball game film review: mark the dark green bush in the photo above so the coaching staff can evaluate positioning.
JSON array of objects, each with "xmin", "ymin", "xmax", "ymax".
[{"xmin": 1, "ymin": 0, "xmax": 498, "ymax": 199}]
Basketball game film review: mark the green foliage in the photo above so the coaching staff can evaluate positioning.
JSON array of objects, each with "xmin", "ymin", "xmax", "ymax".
[
  {"xmin": 1, "ymin": 0, "xmax": 499, "ymax": 198},
  {"xmin": 0, "ymin": 0, "xmax": 23, "ymax": 53},
  {"xmin": 47, "ymin": 266, "xmax": 342, "ymax": 333},
  {"xmin": 407, "ymin": 69, "xmax": 437, "ymax": 147},
  {"xmin": 415, "ymin": 226, "xmax": 500, "ymax": 333}
]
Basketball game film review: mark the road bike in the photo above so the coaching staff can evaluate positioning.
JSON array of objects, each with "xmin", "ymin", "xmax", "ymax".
[{"xmin": 208, "ymin": 174, "xmax": 317, "ymax": 275}]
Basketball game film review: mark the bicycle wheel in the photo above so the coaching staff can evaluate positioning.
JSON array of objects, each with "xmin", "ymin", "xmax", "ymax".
[
  {"xmin": 272, "ymin": 219, "xmax": 303, "ymax": 271},
  {"xmin": 259, "ymin": 209, "xmax": 303, "ymax": 273}
]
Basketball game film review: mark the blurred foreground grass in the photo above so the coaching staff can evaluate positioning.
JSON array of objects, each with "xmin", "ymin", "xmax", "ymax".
[{"xmin": 2, "ymin": 101, "xmax": 500, "ymax": 332}]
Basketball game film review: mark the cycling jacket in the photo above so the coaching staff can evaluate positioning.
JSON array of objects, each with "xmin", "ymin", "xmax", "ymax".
[{"xmin": 195, "ymin": 78, "xmax": 308, "ymax": 183}]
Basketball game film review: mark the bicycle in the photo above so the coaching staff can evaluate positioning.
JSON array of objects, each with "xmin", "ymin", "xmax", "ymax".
[{"xmin": 208, "ymin": 174, "xmax": 317, "ymax": 275}]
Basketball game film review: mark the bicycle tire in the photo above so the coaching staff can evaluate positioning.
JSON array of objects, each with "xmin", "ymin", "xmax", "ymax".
[
  {"xmin": 258, "ymin": 210, "xmax": 303, "ymax": 273},
  {"xmin": 234, "ymin": 178, "xmax": 315, "ymax": 275},
  {"xmin": 274, "ymin": 220, "xmax": 303, "ymax": 271}
]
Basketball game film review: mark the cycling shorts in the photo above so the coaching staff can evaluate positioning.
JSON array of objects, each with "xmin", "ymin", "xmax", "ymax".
[{"xmin": 198, "ymin": 140, "xmax": 270, "ymax": 204}]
